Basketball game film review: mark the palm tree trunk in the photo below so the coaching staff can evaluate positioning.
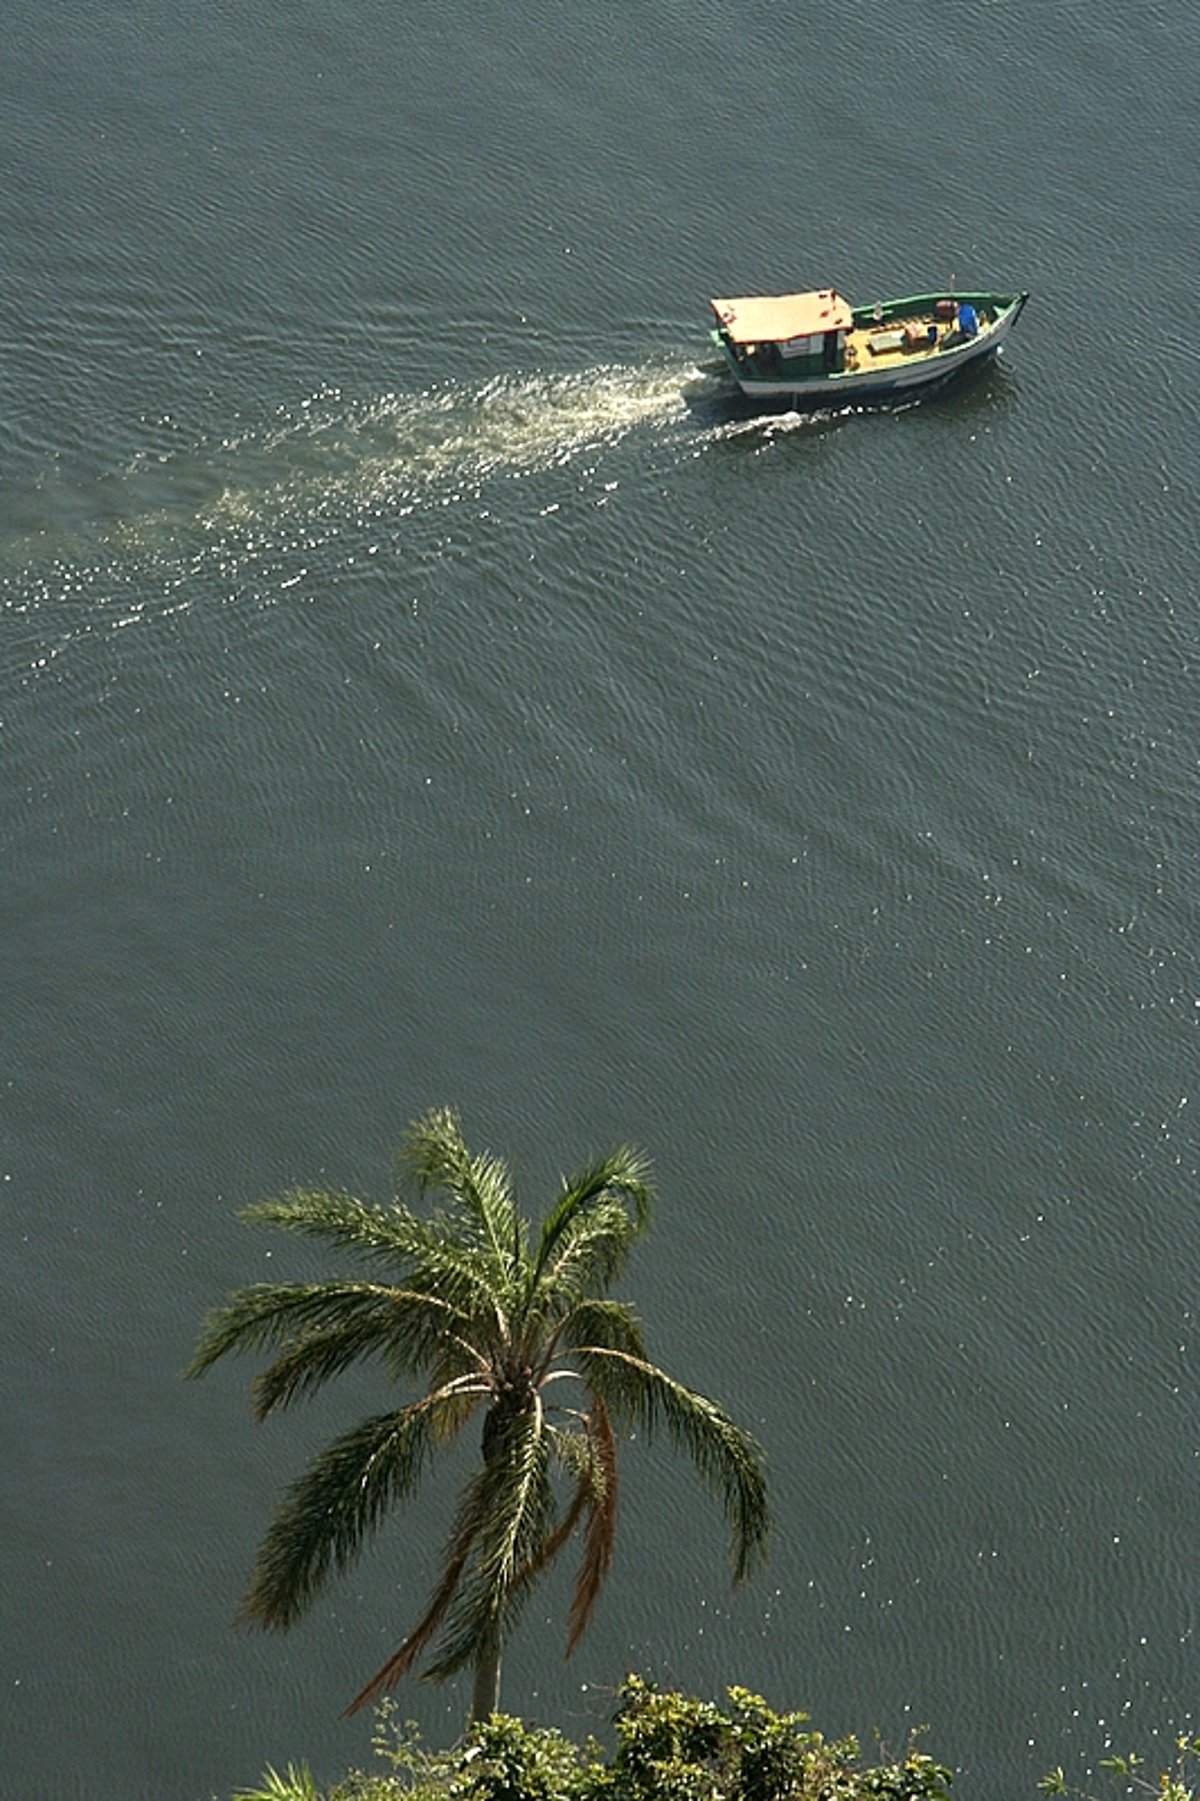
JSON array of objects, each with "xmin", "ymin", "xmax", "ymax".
[{"xmin": 470, "ymin": 1620, "xmax": 502, "ymax": 1722}]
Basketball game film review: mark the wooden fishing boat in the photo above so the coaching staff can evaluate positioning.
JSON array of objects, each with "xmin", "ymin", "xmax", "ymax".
[{"xmin": 708, "ymin": 286, "xmax": 1029, "ymax": 404}]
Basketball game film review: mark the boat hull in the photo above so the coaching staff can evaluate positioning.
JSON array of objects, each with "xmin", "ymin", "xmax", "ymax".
[{"xmin": 713, "ymin": 290, "xmax": 1028, "ymax": 406}]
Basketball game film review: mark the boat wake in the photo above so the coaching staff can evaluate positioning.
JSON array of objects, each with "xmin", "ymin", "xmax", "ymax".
[
  {"xmin": 163, "ymin": 360, "xmax": 704, "ymax": 545},
  {"xmin": 2, "ymin": 357, "xmax": 723, "ymax": 588},
  {"xmin": 5, "ymin": 350, "xmax": 889, "ymax": 601},
  {"xmin": 0, "ymin": 351, "xmax": 839, "ymax": 674}
]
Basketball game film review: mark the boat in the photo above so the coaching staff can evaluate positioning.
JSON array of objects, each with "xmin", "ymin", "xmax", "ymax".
[{"xmin": 708, "ymin": 285, "xmax": 1029, "ymax": 404}]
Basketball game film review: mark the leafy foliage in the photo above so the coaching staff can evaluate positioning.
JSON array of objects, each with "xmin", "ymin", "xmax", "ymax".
[
  {"xmin": 189, "ymin": 1111, "xmax": 770, "ymax": 1717},
  {"xmin": 300, "ymin": 1681, "xmax": 953, "ymax": 1801},
  {"xmin": 1041, "ymin": 1735, "xmax": 1200, "ymax": 1801},
  {"xmin": 232, "ymin": 1762, "xmax": 321, "ymax": 1801},
  {"xmin": 608, "ymin": 1678, "xmax": 951, "ymax": 1801}
]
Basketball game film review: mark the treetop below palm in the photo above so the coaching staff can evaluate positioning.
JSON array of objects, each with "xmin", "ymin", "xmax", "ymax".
[{"xmin": 187, "ymin": 1107, "xmax": 770, "ymax": 1721}]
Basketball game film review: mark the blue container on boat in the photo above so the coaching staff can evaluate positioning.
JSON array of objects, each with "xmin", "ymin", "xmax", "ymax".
[{"xmin": 958, "ymin": 303, "xmax": 979, "ymax": 338}]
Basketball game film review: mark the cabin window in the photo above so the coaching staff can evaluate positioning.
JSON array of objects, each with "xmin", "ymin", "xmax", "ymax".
[{"xmin": 823, "ymin": 330, "xmax": 840, "ymax": 370}]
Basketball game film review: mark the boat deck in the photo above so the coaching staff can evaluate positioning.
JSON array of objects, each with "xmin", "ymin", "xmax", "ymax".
[{"xmin": 843, "ymin": 311, "xmax": 982, "ymax": 375}]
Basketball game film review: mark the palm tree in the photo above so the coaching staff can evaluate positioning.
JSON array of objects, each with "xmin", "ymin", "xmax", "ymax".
[{"xmin": 187, "ymin": 1107, "xmax": 770, "ymax": 1722}]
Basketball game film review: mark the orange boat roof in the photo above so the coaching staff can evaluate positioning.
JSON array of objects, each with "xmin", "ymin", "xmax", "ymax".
[{"xmin": 710, "ymin": 288, "xmax": 853, "ymax": 343}]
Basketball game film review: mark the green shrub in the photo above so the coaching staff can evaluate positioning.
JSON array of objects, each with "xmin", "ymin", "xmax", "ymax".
[
  {"xmin": 241, "ymin": 1678, "xmax": 953, "ymax": 1801},
  {"xmin": 609, "ymin": 1677, "xmax": 950, "ymax": 1801}
]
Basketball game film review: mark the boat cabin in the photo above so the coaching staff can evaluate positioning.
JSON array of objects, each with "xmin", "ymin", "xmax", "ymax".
[{"xmin": 710, "ymin": 288, "xmax": 853, "ymax": 379}]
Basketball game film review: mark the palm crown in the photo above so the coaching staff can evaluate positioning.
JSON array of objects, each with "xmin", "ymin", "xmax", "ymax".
[{"xmin": 187, "ymin": 1108, "xmax": 770, "ymax": 1720}]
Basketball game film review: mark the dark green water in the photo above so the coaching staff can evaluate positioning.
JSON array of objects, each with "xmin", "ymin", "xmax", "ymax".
[{"xmin": 2, "ymin": 2, "xmax": 1196, "ymax": 1796}]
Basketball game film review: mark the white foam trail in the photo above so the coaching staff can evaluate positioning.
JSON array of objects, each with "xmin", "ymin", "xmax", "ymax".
[
  {"xmin": 196, "ymin": 359, "xmax": 698, "ymax": 533},
  {"xmin": 2, "ymin": 356, "xmax": 719, "ymax": 655}
]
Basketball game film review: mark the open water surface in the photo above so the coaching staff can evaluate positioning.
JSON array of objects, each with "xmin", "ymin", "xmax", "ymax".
[{"xmin": 2, "ymin": 2, "xmax": 1196, "ymax": 1796}]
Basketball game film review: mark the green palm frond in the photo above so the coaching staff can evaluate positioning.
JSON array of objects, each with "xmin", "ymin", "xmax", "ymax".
[
  {"xmin": 379, "ymin": 1292, "xmax": 492, "ymax": 1389},
  {"xmin": 566, "ymin": 1395, "xmax": 618, "ymax": 1652},
  {"xmin": 241, "ymin": 1396, "xmax": 450, "ymax": 1629},
  {"xmin": 524, "ymin": 1204, "xmax": 646, "ymax": 1336},
  {"xmin": 545, "ymin": 1422, "xmax": 594, "ymax": 1482},
  {"xmin": 244, "ymin": 1184, "xmax": 515, "ymax": 1327},
  {"xmin": 422, "ymin": 1402, "xmax": 556, "ymax": 1682},
  {"xmin": 573, "ymin": 1347, "xmax": 770, "ymax": 1583},
  {"xmin": 242, "ymin": 1188, "xmax": 437, "ymax": 1263},
  {"xmin": 251, "ymin": 1318, "xmax": 403, "ymax": 1420},
  {"xmin": 513, "ymin": 1434, "xmax": 592, "ymax": 1586},
  {"xmin": 186, "ymin": 1281, "xmax": 376, "ymax": 1377},
  {"xmin": 480, "ymin": 1399, "xmax": 554, "ymax": 1592},
  {"xmin": 556, "ymin": 1298, "xmax": 649, "ymax": 1367},
  {"xmin": 233, "ymin": 1760, "xmax": 319, "ymax": 1801},
  {"xmin": 400, "ymin": 1240, "xmax": 519, "ymax": 1329},
  {"xmin": 400, "ymin": 1108, "xmax": 522, "ymax": 1276},
  {"xmin": 424, "ymin": 1386, "xmax": 483, "ymax": 1447},
  {"xmin": 185, "ymin": 1281, "xmax": 468, "ymax": 1397},
  {"xmin": 251, "ymin": 1317, "xmax": 486, "ymax": 1423},
  {"xmin": 528, "ymin": 1150, "xmax": 652, "ymax": 1301}
]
